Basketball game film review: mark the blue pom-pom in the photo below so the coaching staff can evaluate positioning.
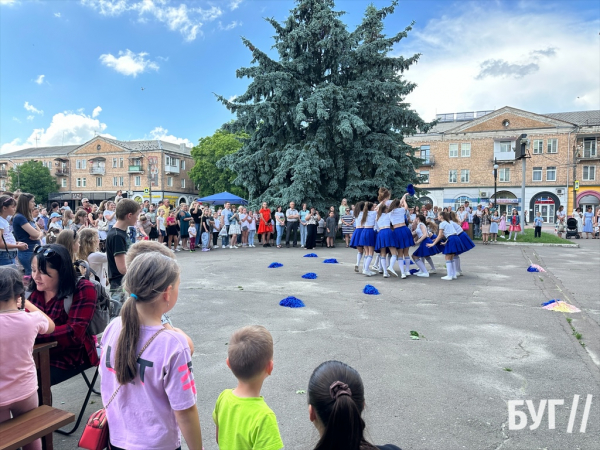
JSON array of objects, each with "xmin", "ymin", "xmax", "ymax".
[
  {"xmin": 279, "ymin": 296, "xmax": 305, "ymax": 308},
  {"xmin": 407, "ymin": 184, "xmax": 415, "ymax": 196},
  {"xmin": 410, "ymin": 260, "xmax": 415, "ymax": 265},
  {"xmin": 302, "ymin": 273, "xmax": 318, "ymax": 279},
  {"xmin": 268, "ymin": 262, "xmax": 283, "ymax": 268},
  {"xmin": 323, "ymin": 258, "xmax": 338, "ymax": 264},
  {"xmin": 409, "ymin": 269, "xmax": 419, "ymax": 274},
  {"xmin": 363, "ymin": 284, "xmax": 380, "ymax": 295},
  {"xmin": 527, "ymin": 266, "xmax": 539, "ymax": 272},
  {"xmin": 541, "ymin": 299, "xmax": 558, "ymax": 306},
  {"xmin": 304, "ymin": 253, "xmax": 318, "ymax": 257}
]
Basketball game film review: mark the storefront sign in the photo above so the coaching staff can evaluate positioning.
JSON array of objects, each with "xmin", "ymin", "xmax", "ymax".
[{"xmin": 495, "ymin": 198, "xmax": 518, "ymax": 204}]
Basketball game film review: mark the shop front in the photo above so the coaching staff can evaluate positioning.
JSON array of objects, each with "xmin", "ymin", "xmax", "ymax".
[{"xmin": 491, "ymin": 191, "xmax": 519, "ymax": 217}]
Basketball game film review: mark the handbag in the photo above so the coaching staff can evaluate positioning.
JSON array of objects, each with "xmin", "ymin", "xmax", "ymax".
[
  {"xmin": 78, "ymin": 328, "xmax": 165, "ymax": 450},
  {"xmin": 97, "ymin": 219, "xmax": 108, "ymax": 232},
  {"xmin": 461, "ymin": 221, "xmax": 469, "ymax": 231}
]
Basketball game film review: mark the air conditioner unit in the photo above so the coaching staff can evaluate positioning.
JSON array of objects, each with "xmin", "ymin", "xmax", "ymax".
[
  {"xmin": 556, "ymin": 189, "xmax": 564, "ymax": 195},
  {"xmin": 479, "ymin": 192, "xmax": 488, "ymax": 198}
]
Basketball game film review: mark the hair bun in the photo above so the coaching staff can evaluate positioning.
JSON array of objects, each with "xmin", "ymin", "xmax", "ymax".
[{"xmin": 329, "ymin": 381, "xmax": 352, "ymax": 400}]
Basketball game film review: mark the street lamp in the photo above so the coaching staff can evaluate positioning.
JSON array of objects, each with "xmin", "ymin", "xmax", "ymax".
[
  {"xmin": 493, "ymin": 158, "xmax": 499, "ymax": 211},
  {"xmin": 8, "ymin": 159, "xmax": 20, "ymax": 189}
]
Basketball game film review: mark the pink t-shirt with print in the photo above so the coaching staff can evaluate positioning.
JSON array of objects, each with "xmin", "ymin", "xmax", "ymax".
[
  {"xmin": 0, "ymin": 311, "xmax": 49, "ymax": 406},
  {"xmin": 100, "ymin": 320, "xmax": 196, "ymax": 450}
]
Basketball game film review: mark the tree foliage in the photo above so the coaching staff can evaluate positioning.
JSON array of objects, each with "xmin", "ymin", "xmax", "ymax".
[
  {"xmin": 8, "ymin": 160, "xmax": 59, "ymax": 203},
  {"xmin": 216, "ymin": 0, "xmax": 432, "ymax": 210},
  {"xmin": 189, "ymin": 128, "xmax": 249, "ymax": 198}
]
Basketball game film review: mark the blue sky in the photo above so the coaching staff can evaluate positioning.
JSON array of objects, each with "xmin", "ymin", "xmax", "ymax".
[{"xmin": 1, "ymin": 0, "xmax": 598, "ymax": 154}]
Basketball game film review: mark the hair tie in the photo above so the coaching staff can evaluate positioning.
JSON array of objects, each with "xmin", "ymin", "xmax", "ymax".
[
  {"xmin": 329, "ymin": 381, "xmax": 352, "ymax": 400},
  {"xmin": 130, "ymin": 294, "xmax": 138, "ymax": 300}
]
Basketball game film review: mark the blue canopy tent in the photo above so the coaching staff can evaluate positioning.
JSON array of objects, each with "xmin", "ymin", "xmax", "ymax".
[{"xmin": 196, "ymin": 191, "xmax": 248, "ymax": 206}]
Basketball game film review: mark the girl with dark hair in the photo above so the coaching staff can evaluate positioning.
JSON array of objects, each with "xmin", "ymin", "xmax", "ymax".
[
  {"xmin": 305, "ymin": 207, "xmax": 321, "ymax": 250},
  {"xmin": 0, "ymin": 195, "xmax": 28, "ymax": 267},
  {"xmin": 56, "ymin": 229, "xmax": 80, "ymax": 262},
  {"xmin": 374, "ymin": 203, "xmax": 397, "ymax": 278},
  {"xmin": 427, "ymin": 212, "xmax": 461, "ymax": 281},
  {"xmin": 357, "ymin": 202, "xmax": 376, "ymax": 276},
  {"xmin": 308, "ymin": 360, "xmax": 401, "ymax": 450},
  {"xmin": 28, "ymin": 244, "xmax": 99, "ymax": 385},
  {"xmin": 449, "ymin": 211, "xmax": 475, "ymax": 276},
  {"xmin": 411, "ymin": 214, "xmax": 438, "ymax": 277},
  {"xmin": 275, "ymin": 206, "xmax": 285, "ymax": 248},
  {"xmin": 0, "ymin": 266, "xmax": 55, "ymax": 450},
  {"xmin": 12, "ymin": 193, "xmax": 43, "ymax": 275},
  {"xmin": 388, "ymin": 193, "xmax": 414, "ymax": 279},
  {"xmin": 100, "ymin": 252, "xmax": 202, "ymax": 450}
]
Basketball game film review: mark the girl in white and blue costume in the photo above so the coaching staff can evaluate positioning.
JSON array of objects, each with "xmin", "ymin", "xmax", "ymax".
[
  {"xmin": 428, "ymin": 211, "xmax": 461, "ymax": 281},
  {"xmin": 374, "ymin": 203, "xmax": 397, "ymax": 278},
  {"xmin": 350, "ymin": 201, "xmax": 365, "ymax": 272},
  {"xmin": 387, "ymin": 193, "xmax": 414, "ymax": 279},
  {"xmin": 411, "ymin": 214, "xmax": 438, "ymax": 277},
  {"xmin": 449, "ymin": 211, "xmax": 475, "ymax": 276},
  {"xmin": 357, "ymin": 202, "xmax": 377, "ymax": 276},
  {"xmin": 370, "ymin": 187, "xmax": 392, "ymax": 273}
]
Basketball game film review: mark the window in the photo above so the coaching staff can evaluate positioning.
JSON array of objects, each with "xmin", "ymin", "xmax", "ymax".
[
  {"xmin": 113, "ymin": 177, "xmax": 118, "ymax": 186},
  {"xmin": 533, "ymin": 139, "xmax": 544, "ymax": 154},
  {"xmin": 61, "ymin": 178, "xmax": 67, "ymax": 187},
  {"xmin": 546, "ymin": 166, "xmax": 557, "ymax": 181},
  {"xmin": 583, "ymin": 166, "xmax": 596, "ymax": 181},
  {"xmin": 76, "ymin": 177, "xmax": 81, "ymax": 187},
  {"xmin": 420, "ymin": 170, "xmax": 429, "ymax": 184},
  {"xmin": 134, "ymin": 176, "xmax": 141, "ymax": 186},
  {"xmin": 547, "ymin": 139, "xmax": 558, "ymax": 153},
  {"xmin": 132, "ymin": 158, "xmax": 142, "ymax": 166},
  {"xmin": 119, "ymin": 177, "xmax": 124, "ymax": 186},
  {"xmin": 167, "ymin": 176, "xmax": 173, "ymax": 187},
  {"xmin": 420, "ymin": 145, "xmax": 431, "ymax": 164},
  {"xmin": 76, "ymin": 160, "xmax": 81, "ymax": 169},
  {"xmin": 461, "ymin": 143, "xmax": 471, "ymax": 157},
  {"xmin": 96, "ymin": 177, "xmax": 102, "ymax": 187},
  {"xmin": 499, "ymin": 168, "xmax": 510, "ymax": 182},
  {"xmin": 583, "ymin": 138, "xmax": 597, "ymax": 158},
  {"xmin": 82, "ymin": 177, "xmax": 87, "ymax": 187},
  {"xmin": 181, "ymin": 178, "xmax": 186, "ymax": 188},
  {"xmin": 449, "ymin": 144, "xmax": 458, "ymax": 158},
  {"xmin": 532, "ymin": 167, "xmax": 542, "ymax": 182},
  {"xmin": 499, "ymin": 141, "xmax": 512, "ymax": 153},
  {"xmin": 112, "ymin": 158, "xmax": 117, "ymax": 168},
  {"xmin": 448, "ymin": 170, "xmax": 457, "ymax": 183},
  {"xmin": 454, "ymin": 196, "xmax": 470, "ymax": 211},
  {"xmin": 181, "ymin": 160, "xmax": 186, "ymax": 170},
  {"xmin": 460, "ymin": 169, "xmax": 470, "ymax": 183},
  {"xmin": 119, "ymin": 158, "xmax": 124, "ymax": 168}
]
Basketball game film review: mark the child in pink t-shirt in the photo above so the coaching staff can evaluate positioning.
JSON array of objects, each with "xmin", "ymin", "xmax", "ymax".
[{"xmin": 0, "ymin": 266, "xmax": 55, "ymax": 450}]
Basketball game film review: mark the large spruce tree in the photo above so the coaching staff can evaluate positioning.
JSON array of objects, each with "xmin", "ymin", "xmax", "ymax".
[{"xmin": 217, "ymin": 0, "xmax": 432, "ymax": 208}]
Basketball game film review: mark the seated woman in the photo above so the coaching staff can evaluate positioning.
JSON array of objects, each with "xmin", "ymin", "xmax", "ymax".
[
  {"xmin": 308, "ymin": 360, "xmax": 401, "ymax": 450},
  {"xmin": 28, "ymin": 244, "xmax": 99, "ymax": 385}
]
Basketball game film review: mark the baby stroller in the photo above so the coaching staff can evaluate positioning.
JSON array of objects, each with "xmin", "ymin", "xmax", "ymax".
[{"xmin": 565, "ymin": 218, "xmax": 579, "ymax": 239}]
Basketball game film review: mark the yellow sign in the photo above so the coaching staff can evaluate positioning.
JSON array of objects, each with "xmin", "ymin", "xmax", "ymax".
[
  {"xmin": 574, "ymin": 181, "xmax": 579, "ymax": 190},
  {"xmin": 144, "ymin": 188, "xmax": 150, "ymax": 195}
]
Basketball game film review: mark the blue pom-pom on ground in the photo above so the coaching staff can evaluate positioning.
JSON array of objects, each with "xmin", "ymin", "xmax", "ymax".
[
  {"xmin": 407, "ymin": 184, "xmax": 415, "ymax": 196},
  {"xmin": 323, "ymin": 258, "xmax": 338, "ymax": 264},
  {"xmin": 268, "ymin": 262, "xmax": 283, "ymax": 268},
  {"xmin": 302, "ymin": 273, "xmax": 318, "ymax": 279},
  {"xmin": 279, "ymin": 296, "xmax": 305, "ymax": 308},
  {"xmin": 409, "ymin": 269, "xmax": 419, "ymax": 274},
  {"xmin": 527, "ymin": 266, "xmax": 539, "ymax": 272},
  {"xmin": 363, "ymin": 285, "xmax": 380, "ymax": 295},
  {"xmin": 304, "ymin": 253, "xmax": 318, "ymax": 257},
  {"xmin": 541, "ymin": 299, "xmax": 558, "ymax": 306}
]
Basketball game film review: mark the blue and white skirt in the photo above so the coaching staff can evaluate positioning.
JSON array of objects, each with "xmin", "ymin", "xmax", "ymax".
[
  {"xmin": 413, "ymin": 237, "xmax": 440, "ymax": 257},
  {"xmin": 443, "ymin": 235, "xmax": 464, "ymax": 255},
  {"xmin": 457, "ymin": 231, "xmax": 475, "ymax": 253},
  {"xmin": 350, "ymin": 228, "xmax": 363, "ymax": 248},
  {"xmin": 393, "ymin": 226, "xmax": 415, "ymax": 249},
  {"xmin": 375, "ymin": 228, "xmax": 397, "ymax": 251},
  {"xmin": 357, "ymin": 228, "xmax": 376, "ymax": 247}
]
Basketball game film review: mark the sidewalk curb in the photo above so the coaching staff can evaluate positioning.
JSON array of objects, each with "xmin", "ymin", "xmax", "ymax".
[{"xmin": 490, "ymin": 242, "xmax": 580, "ymax": 248}]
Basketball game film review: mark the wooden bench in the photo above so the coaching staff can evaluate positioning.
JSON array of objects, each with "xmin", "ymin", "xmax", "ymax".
[{"xmin": 0, "ymin": 405, "xmax": 74, "ymax": 450}]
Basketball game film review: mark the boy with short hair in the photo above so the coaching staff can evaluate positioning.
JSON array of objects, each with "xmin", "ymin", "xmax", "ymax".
[
  {"xmin": 106, "ymin": 198, "xmax": 141, "ymax": 292},
  {"xmin": 534, "ymin": 211, "xmax": 543, "ymax": 238},
  {"xmin": 213, "ymin": 325, "xmax": 283, "ymax": 450}
]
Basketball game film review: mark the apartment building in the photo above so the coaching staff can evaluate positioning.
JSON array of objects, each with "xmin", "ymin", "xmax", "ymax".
[
  {"xmin": 405, "ymin": 107, "xmax": 600, "ymax": 222},
  {"xmin": 0, "ymin": 136, "xmax": 197, "ymax": 207}
]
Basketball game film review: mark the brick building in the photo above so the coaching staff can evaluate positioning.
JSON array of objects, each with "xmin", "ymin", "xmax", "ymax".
[
  {"xmin": 405, "ymin": 107, "xmax": 600, "ymax": 222},
  {"xmin": 0, "ymin": 136, "xmax": 197, "ymax": 207}
]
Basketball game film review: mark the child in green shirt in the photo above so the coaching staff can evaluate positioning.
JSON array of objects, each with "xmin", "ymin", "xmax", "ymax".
[{"xmin": 213, "ymin": 325, "xmax": 283, "ymax": 450}]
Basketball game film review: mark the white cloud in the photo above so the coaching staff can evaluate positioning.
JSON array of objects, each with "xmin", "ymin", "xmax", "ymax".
[
  {"xmin": 400, "ymin": 3, "xmax": 600, "ymax": 121},
  {"xmin": 219, "ymin": 20, "xmax": 241, "ymax": 31},
  {"xmin": 24, "ymin": 101, "xmax": 43, "ymax": 115},
  {"xmin": 1, "ymin": 108, "xmax": 114, "ymax": 154},
  {"xmin": 148, "ymin": 126, "xmax": 192, "ymax": 147},
  {"xmin": 82, "ymin": 0, "xmax": 223, "ymax": 41},
  {"xmin": 228, "ymin": 95, "xmax": 237, "ymax": 102},
  {"xmin": 229, "ymin": 0, "xmax": 243, "ymax": 11},
  {"xmin": 0, "ymin": 0, "xmax": 18, "ymax": 5},
  {"xmin": 92, "ymin": 106, "xmax": 102, "ymax": 118},
  {"xmin": 34, "ymin": 74, "xmax": 45, "ymax": 85},
  {"xmin": 54, "ymin": 12, "xmax": 61, "ymax": 17},
  {"xmin": 12, "ymin": 117, "xmax": 21, "ymax": 123},
  {"xmin": 27, "ymin": 115, "xmax": 34, "ymax": 121},
  {"xmin": 99, "ymin": 49, "xmax": 159, "ymax": 77}
]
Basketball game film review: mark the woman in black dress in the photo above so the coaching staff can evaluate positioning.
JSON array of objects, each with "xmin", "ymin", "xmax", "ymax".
[{"xmin": 305, "ymin": 208, "xmax": 320, "ymax": 250}]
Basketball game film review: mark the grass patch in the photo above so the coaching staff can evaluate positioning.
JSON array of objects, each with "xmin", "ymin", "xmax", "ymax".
[
  {"xmin": 566, "ymin": 317, "xmax": 585, "ymax": 347},
  {"xmin": 484, "ymin": 229, "xmax": 573, "ymax": 244},
  {"xmin": 503, "ymin": 368, "xmax": 512, "ymax": 372}
]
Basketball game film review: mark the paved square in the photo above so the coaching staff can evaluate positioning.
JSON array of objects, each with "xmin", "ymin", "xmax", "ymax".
[{"xmin": 52, "ymin": 240, "xmax": 600, "ymax": 450}]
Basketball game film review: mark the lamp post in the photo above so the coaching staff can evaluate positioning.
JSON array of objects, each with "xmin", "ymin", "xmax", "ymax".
[
  {"xmin": 493, "ymin": 159, "xmax": 499, "ymax": 212},
  {"xmin": 8, "ymin": 159, "xmax": 20, "ymax": 189}
]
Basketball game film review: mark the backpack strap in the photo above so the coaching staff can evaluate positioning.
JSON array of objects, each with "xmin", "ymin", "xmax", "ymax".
[{"xmin": 63, "ymin": 294, "xmax": 74, "ymax": 314}]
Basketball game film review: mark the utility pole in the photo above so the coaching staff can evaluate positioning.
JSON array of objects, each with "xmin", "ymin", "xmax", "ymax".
[
  {"xmin": 572, "ymin": 142, "xmax": 581, "ymax": 211},
  {"xmin": 516, "ymin": 134, "xmax": 529, "ymax": 235}
]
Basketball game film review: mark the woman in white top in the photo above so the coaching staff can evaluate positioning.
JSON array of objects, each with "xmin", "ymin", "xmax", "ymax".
[
  {"xmin": 388, "ymin": 193, "xmax": 415, "ymax": 277},
  {"xmin": 246, "ymin": 210, "xmax": 256, "ymax": 247},
  {"xmin": 238, "ymin": 207, "xmax": 249, "ymax": 247},
  {"xmin": 0, "ymin": 195, "xmax": 28, "ymax": 267},
  {"xmin": 572, "ymin": 208, "xmax": 583, "ymax": 238},
  {"xmin": 275, "ymin": 206, "xmax": 286, "ymax": 248},
  {"xmin": 356, "ymin": 202, "xmax": 377, "ymax": 276},
  {"xmin": 77, "ymin": 228, "xmax": 108, "ymax": 287},
  {"xmin": 103, "ymin": 201, "xmax": 117, "ymax": 230},
  {"xmin": 374, "ymin": 203, "xmax": 397, "ymax": 278},
  {"xmin": 428, "ymin": 211, "xmax": 460, "ymax": 281}
]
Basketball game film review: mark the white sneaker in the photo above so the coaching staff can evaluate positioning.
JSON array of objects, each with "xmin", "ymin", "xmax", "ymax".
[
  {"xmin": 441, "ymin": 275, "xmax": 453, "ymax": 280},
  {"xmin": 371, "ymin": 265, "xmax": 379, "ymax": 271},
  {"xmin": 457, "ymin": 272, "xmax": 463, "ymax": 276},
  {"xmin": 388, "ymin": 267, "xmax": 398, "ymax": 277},
  {"xmin": 301, "ymin": 245, "xmax": 305, "ymax": 248},
  {"xmin": 222, "ymin": 245, "xmax": 226, "ymax": 248},
  {"xmin": 363, "ymin": 270, "xmax": 376, "ymax": 277},
  {"xmin": 355, "ymin": 265, "xmax": 359, "ymax": 273},
  {"xmin": 233, "ymin": 246, "xmax": 239, "ymax": 249},
  {"xmin": 229, "ymin": 245, "xmax": 233, "ymax": 249},
  {"xmin": 500, "ymin": 236, "xmax": 505, "ymax": 239},
  {"xmin": 378, "ymin": 267, "xmax": 384, "ymax": 274},
  {"xmin": 452, "ymin": 275, "xmax": 458, "ymax": 280},
  {"xmin": 416, "ymin": 272, "xmax": 429, "ymax": 277},
  {"xmin": 401, "ymin": 273, "xmax": 407, "ymax": 279},
  {"xmin": 429, "ymin": 269, "xmax": 437, "ymax": 274},
  {"xmin": 383, "ymin": 273, "xmax": 390, "ymax": 278}
]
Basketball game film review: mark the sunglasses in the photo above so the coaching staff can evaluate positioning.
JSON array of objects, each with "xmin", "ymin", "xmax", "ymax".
[{"xmin": 33, "ymin": 245, "xmax": 57, "ymax": 258}]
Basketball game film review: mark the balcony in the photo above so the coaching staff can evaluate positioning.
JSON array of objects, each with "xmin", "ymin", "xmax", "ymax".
[
  {"xmin": 165, "ymin": 164, "xmax": 180, "ymax": 175},
  {"xmin": 89, "ymin": 166, "xmax": 106, "ymax": 175},
  {"xmin": 55, "ymin": 168, "xmax": 70, "ymax": 176},
  {"xmin": 128, "ymin": 165, "xmax": 144, "ymax": 173},
  {"xmin": 419, "ymin": 155, "xmax": 435, "ymax": 166},
  {"xmin": 0, "ymin": 170, "xmax": 7, "ymax": 178}
]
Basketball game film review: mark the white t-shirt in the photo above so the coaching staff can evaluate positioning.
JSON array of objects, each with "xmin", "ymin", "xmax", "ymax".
[
  {"xmin": 212, "ymin": 217, "xmax": 221, "ymax": 232},
  {"xmin": 103, "ymin": 210, "xmax": 117, "ymax": 227},
  {"xmin": 439, "ymin": 221, "xmax": 457, "ymax": 237},
  {"xmin": 157, "ymin": 216, "xmax": 166, "ymax": 231},
  {"xmin": 87, "ymin": 252, "xmax": 108, "ymax": 287},
  {"xmin": 0, "ymin": 216, "xmax": 17, "ymax": 249}
]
